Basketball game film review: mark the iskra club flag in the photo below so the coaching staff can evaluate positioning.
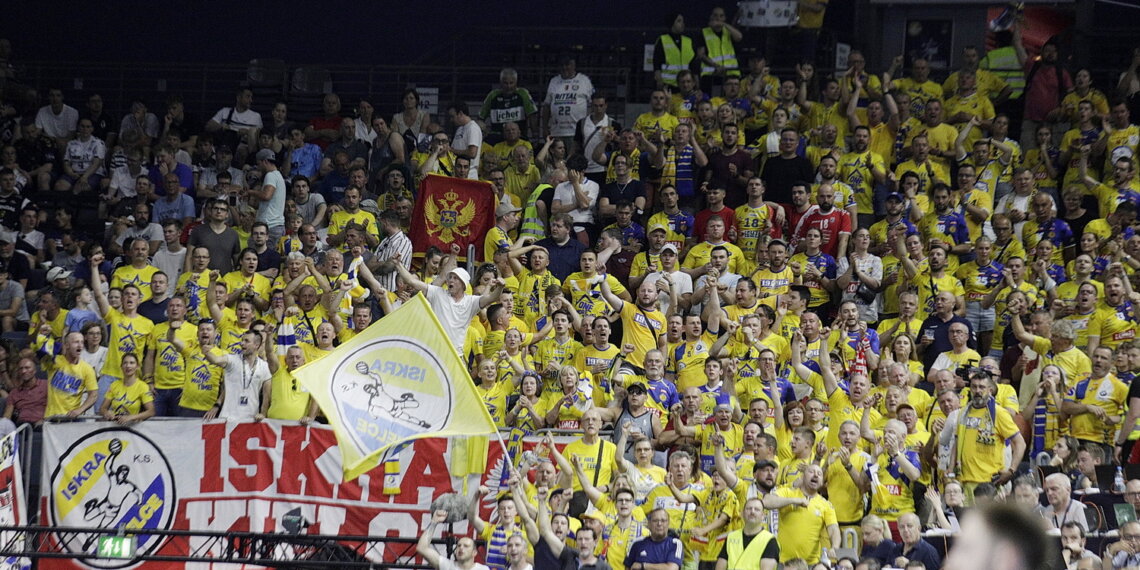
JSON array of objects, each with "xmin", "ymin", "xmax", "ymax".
[
  {"xmin": 408, "ymin": 173, "xmax": 496, "ymax": 259},
  {"xmin": 293, "ymin": 294, "xmax": 498, "ymax": 480}
]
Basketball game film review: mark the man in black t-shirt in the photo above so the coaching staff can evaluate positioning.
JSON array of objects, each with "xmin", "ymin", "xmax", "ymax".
[{"xmin": 760, "ymin": 128, "xmax": 813, "ymax": 206}]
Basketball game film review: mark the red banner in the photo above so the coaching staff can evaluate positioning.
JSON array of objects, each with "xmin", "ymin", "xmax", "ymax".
[{"xmin": 408, "ymin": 174, "xmax": 496, "ymax": 259}]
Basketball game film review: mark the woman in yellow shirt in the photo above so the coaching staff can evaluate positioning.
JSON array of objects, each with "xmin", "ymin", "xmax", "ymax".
[{"xmin": 100, "ymin": 353, "xmax": 155, "ymax": 424}]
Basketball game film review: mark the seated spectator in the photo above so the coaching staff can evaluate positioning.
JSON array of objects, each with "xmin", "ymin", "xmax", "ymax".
[
  {"xmin": 79, "ymin": 92, "xmax": 117, "ymax": 149},
  {"xmin": 35, "ymin": 87, "xmax": 78, "ymax": 147},
  {"xmin": 321, "ymin": 116, "xmax": 368, "ymax": 173},
  {"xmin": 55, "ymin": 117, "xmax": 106, "ymax": 194},
  {"xmin": 205, "ymin": 86, "xmax": 262, "ymax": 163},
  {"xmin": 480, "ymin": 68, "xmax": 539, "ymax": 140},
  {"xmin": 98, "ymin": 352, "xmax": 155, "ymax": 424},
  {"xmin": 3, "ymin": 356, "xmax": 46, "ymax": 426},
  {"xmin": 305, "ymin": 93, "xmax": 343, "ymax": 150},
  {"xmin": 119, "ymin": 99, "xmax": 160, "ymax": 148},
  {"xmin": 891, "ymin": 513, "xmax": 941, "ymax": 569}
]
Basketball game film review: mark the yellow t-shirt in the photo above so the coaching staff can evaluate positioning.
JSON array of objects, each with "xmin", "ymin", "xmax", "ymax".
[
  {"xmin": 327, "ymin": 209, "xmax": 380, "ymax": 245},
  {"xmin": 827, "ymin": 390, "xmax": 881, "ymax": 449},
  {"xmin": 619, "ymin": 301, "xmax": 665, "ymax": 368},
  {"xmin": 562, "ymin": 438, "xmax": 619, "ymax": 491},
  {"xmin": 44, "ymin": 355, "xmax": 99, "ymax": 417},
  {"xmin": 222, "ymin": 271, "xmax": 272, "ymax": 304},
  {"xmin": 31, "ymin": 309, "xmax": 68, "ymax": 339},
  {"xmin": 111, "ymin": 264, "xmax": 161, "ymax": 301},
  {"xmin": 104, "ymin": 379, "xmax": 153, "ymax": 417},
  {"xmin": 838, "ymin": 150, "xmax": 886, "ymax": 215},
  {"xmin": 266, "ymin": 367, "xmax": 312, "ymax": 420},
  {"xmin": 944, "ymin": 92, "xmax": 995, "ymax": 148},
  {"xmin": 1089, "ymin": 303, "xmax": 1138, "ymax": 349},
  {"xmin": 179, "ymin": 344, "xmax": 225, "ymax": 411},
  {"xmin": 1065, "ymin": 373, "xmax": 1129, "ymax": 444},
  {"xmin": 824, "ymin": 448, "xmax": 873, "ymax": 523},
  {"xmin": 669, "ymin": 331, "xmax": 718, "ymax": 391},
  {"xmin": 771, "ymin": 486, "xmax": 837, "ymax": 564},
  {"xmin": 146, "ymin": 321, "xmax": 199, "ymax": 390},
  {"xmin": 563, "ymin": 273, "xmax": 627, "ymax": 318},
  {"xmin": 955, "ymin": 403, "xmax": 1018, "ymax": 483},
  {"xmin": 176, "ymin": 271, "xmax": 212, "ymax": 322},
  {"xmin": 104, "ymin": 309, "xmax": 154, "ymax": 380},
  {"xmin": 683, "ymin": 241, "xmax": 746, "ymax": 275},
  {"xmin": 633, "ymin": 112, "xmax": 680, "ymax": 142}
]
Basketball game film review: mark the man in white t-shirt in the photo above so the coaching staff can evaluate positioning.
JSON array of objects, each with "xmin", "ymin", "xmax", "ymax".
[
  {"xmin": 448, "ymin": 101, "xmax": 482, "ymax": 179},
  {"xmin": 205, "ymin": 87, "xmax": 263, "ymax": 162},
  {"xmin": 575, "ymin": 94, "xmax": 617, "ymax": 184},
  {"xmin": 543, "ymin": 56, "xmax": 594, "ymax": 143},
  {"xmin": 195, "ymin": 329, "xmax": 271, "ymax": 422},
  {"xmin": 551, "ymin": 155, "xmax": 600, "ymax": 241},
  {"xmin": 34, "ymin": 88, "xmax": 79, "ymax": 146},
  {"xmin": 393, "ymin": 248, "xmax": 503, "ymax": 354},
  {"xmin": 642, "ymin": 242, "xmax": 693, "ymax": 315},
  {"xmin": 58, "ymin": 118, "xmax": 106, "ymax": 193}
]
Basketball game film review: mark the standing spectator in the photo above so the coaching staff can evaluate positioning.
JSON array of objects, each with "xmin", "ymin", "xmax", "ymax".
[
  {"xmin": 705, "ymin": 124, "xmax": 753, "ymax": 208},
  {"xmin": 551, "ymin": 156, "xmax": 599, "ymax": 245},
  {"xmin": 944, "ymin": 504, "xmax": 1051, "ymax": 570},
  {"xmin": 449, "ymin": 102, "xmax": 482, "ymax": 179},
  {"xmin": 373, "ymin": 209, "xmax": 412, "ymax": 292},
  {"xmin": 35, "ymin": 87, "xmax": 78, "ymax": 147},
  {"xmin": 186, "ymin": 199, "xmax": 240, "ymax": 274},
  {"xmin": 416, "ymin": 509, "xmax": 490, "ymax": 570},
  {"xmin": 654, "ymin": 12, "xmax": 695, "ymax": 90},
  {"xmin": 696, "ymin": 6, "xmax": 742, "ymax": 92},
  {"xmin": 284, "ymin": 127, "xmax": 322, "ymax": 182},
  {"xmin": 792, "ymin": 184, "xmax": 851, "ymax": 258},
  {"xmin": 760, "ymin": 130, "xmax": 814, "ymax": 206},
  {"xmin": 152, "ymin": 220, "xmax": 185, "ymax": 287},
  {"xmin": 536, "ymin": 215, "xmax": 587, "ymax": 282},
  {"xmin": 480, "ymin": 68, "xmax": 539, "ymax": 140},
  {"xmin": 543, "ymin": 56, "xmax": 593, "ymax": 147},
  {"xmin": 626, "ymin": 508, "xmax": 684, "ymax": 570},
  {"xmin": 575, "ymin": 94, "xmax": 617, "ymax": 185},
  {"xmin": 253, "ymin": 149, "xmax": 286, "ymax": 243},
  {"xmin": 4, "ymin": 356, "xmax": 46, "ymax": 426},
  {"xmin": 1014, "ymin": 28, "xmax": 1072, "ymax": 147}
]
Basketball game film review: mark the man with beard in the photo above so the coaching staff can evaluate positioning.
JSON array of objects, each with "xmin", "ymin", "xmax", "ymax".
[
  {"xmin": 869, "ymin": 192, "xmax": 918, "ymax": 255},
  {"xmin": 705, "ymin": 124, "xmax": 753, "ymax": 207},
  {"xmin": 792, "ymin": 184, "xmax": 850, "ymax": 259},
  {"xmin": 940, "ymin": 372, "xmax": 1025, "ymax": 502},
  {"xmin": 813, "ymin": 155, "xmax": 857, "ymax": 221},
  {"xmin": 839, "ymin": 125, "xmax": 887, "ymax": 228},
  {"xmin": 760, "ymin": 129, "xmax": 814, "ymax": 207}
]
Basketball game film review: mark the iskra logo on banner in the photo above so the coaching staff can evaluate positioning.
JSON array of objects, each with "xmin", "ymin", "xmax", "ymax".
[{"xmin": 48, "ymin": 428, "xmax": 176, "ymax": 569}]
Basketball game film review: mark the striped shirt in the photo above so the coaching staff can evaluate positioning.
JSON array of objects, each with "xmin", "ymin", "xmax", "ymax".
[{"xmin": 374, "ymin": 231, "xmax": 413, "ymax": 291}]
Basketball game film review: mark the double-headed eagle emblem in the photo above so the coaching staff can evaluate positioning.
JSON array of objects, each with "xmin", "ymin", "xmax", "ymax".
[{"xmin": 424, "ymin": 190, "xmax": 476, "ymax": 242}]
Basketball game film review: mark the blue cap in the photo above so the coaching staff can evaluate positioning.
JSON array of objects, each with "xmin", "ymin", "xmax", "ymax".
[{"xmin": 886, "ymin": 192, "xmax": 905, "ymax": 202}]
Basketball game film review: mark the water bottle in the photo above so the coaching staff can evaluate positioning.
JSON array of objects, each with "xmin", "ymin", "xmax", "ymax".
[{"xmin": 1115, "ymin": 466, "xmax": 1126, "ymax": 494}]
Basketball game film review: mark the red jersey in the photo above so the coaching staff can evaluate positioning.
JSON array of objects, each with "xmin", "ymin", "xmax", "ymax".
[
  {"xmin": 694, "ymin": 206, "xmax": 738, "ymax": 242},
  {"xmin": 792, "ymin": 205, "xmax": 852, "ymax": 257}
]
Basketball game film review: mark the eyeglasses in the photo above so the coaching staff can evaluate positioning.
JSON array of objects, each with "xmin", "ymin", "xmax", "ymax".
[{"xmin": 1124, "ymin": 534, "xmax": 1140, "ymax": 541}]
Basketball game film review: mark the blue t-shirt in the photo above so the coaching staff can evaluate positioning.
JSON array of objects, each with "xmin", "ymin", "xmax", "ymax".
[{"xmin": 627, "ymin": 535, "xmax": 684, "ymax": 567}]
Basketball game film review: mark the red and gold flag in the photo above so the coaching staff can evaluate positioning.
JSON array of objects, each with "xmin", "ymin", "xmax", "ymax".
[{"xmin": 409, "ymin": 174, "xmax": 496, "ymax": 259}]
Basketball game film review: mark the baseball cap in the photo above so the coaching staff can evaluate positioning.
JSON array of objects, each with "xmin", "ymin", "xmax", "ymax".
[
  {"xmin": 753, "ymin": 459, "xmax": 778, "ymax": 472},
  {"xmin": 660, "ymin": 243, "xmax": 679, "ymax": 255},
  {"xmin": 768, "ymin": 238, "xmax": 788, "ymax": 249},
  {"xmin": 255, "ymin": 148, "xmax": 276, "ymax": 162},
  {"xmin": 626, "ymin": 382, "xmax": 647, "ymax": 394},
  {"xmin": 216, "ymin": 144, "xmax": 233, "ymax": 155},
  {"xmin": 449, "ymin": 267, "xmax": 471, "ymax": 286},
  {"xmin": 648, "ymin": 222, "xmax": 668, "ymax": 234},
  {"xmin": 47, "ymin": 267, "xmax": 72, "ymax": 281},
  {"xmin": 886, "ymin": 192, "xmax": 905, "ymax": 202},
  {"xmin": 496, "ymin": 202, "xmax": 522, "ymax": 217},
  {"xmin": 580, "ymin": 510, "xmax": 609, "ymax": 522}
]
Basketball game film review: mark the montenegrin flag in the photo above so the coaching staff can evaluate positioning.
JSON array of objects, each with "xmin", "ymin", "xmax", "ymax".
[
  {"xmin": 294, "ymin": 294, "xmax": 498, "ymax": 480},
  {"xmin": 408, "ymin": 173, "xmax": 496, "ymax": 260}
]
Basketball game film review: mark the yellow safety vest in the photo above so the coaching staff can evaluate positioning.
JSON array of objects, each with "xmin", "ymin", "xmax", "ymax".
[
  {"xmin": 659, "ymin": 34, "xmax": 695, "ymax": 87},
  {"xmin": 700, "ymin": 27, "xmax": 740, "ymax": 78},
  {"xmin": 725, "ymin": 528, "xmax": 776, "ymax": 569},
  {"xmin": 981, "ymin": 47, "xmax": 1024, "ymax": 99}
]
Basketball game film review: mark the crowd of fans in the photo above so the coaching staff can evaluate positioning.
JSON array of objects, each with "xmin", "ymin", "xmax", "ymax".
[{"xmin": 2, "ymin": 2, "xmax": 1140, "ymax": 569}]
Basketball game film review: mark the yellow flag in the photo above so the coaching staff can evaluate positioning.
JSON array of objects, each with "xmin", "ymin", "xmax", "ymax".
[{"xmin": 294, "ymin": 294, "xmax": 498, "ymax": 480}]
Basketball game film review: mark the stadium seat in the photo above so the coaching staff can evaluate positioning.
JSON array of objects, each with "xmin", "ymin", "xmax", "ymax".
[{"xmin": 289, "ymin": 66, "xmax": 333, "ymax": 117}]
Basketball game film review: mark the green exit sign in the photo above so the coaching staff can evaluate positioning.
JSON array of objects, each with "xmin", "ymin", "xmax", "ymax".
[{"xmin": 97, "ymin": 535, "xmax": 137, "ymax": 559}]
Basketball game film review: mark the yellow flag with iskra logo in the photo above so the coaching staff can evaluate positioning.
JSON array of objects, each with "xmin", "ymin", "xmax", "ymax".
[{"xmin": 294, "ymin": 294, "xmax": 498, "ymax": 481}]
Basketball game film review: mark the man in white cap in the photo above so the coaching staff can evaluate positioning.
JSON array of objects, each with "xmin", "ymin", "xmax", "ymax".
[
  {"xmin": 641, "ymin": 242, "xmax": 692, "ymax": 315},
  {"xmin": 393, "ymin": 246, "xmax": 504, "ymax": 354},
  {"xmin": 44, "ymin": 266, "xmax": 76, "ymax": 308}
]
